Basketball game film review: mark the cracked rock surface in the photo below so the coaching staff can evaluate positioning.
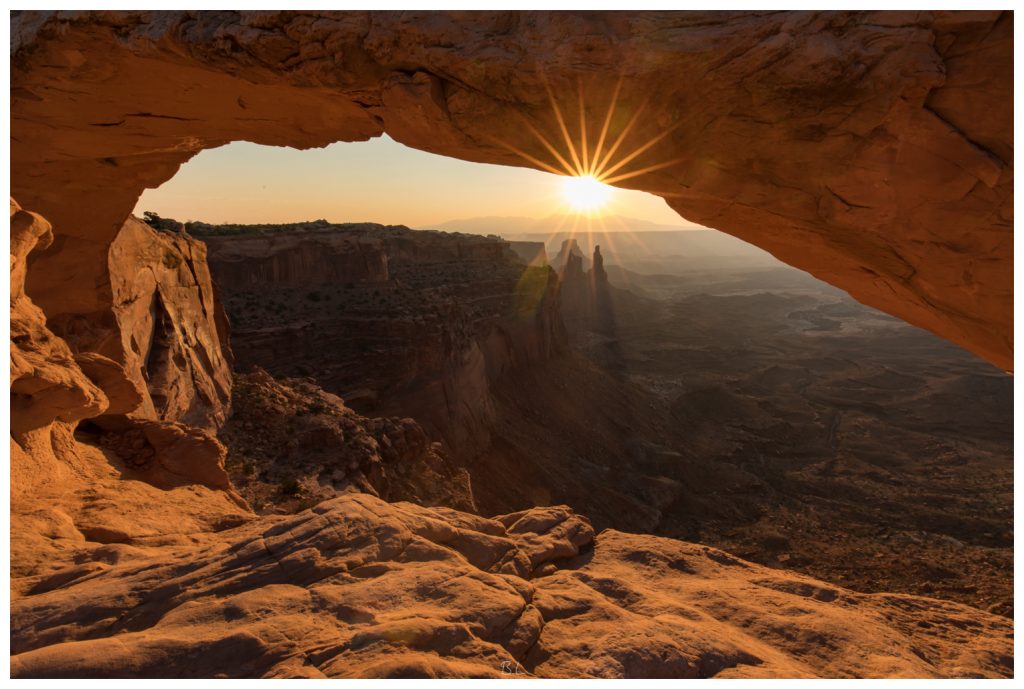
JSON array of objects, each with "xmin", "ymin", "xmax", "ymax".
[{"xmin": 10, "ymin": 493, "xmax": 1011, "ymax": 679}]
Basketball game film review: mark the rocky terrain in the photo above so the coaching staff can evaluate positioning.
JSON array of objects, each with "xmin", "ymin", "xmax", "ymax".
[
  {"xmin": 197, "ymin": 219, "xmax": 565, "ymax": 457},
  {"xmin": 8, "ymin": 9, "xmax": 1014, "ymax": 680},
  {"xmin": 10, "ymin": 489, "xmax": 1013, "ymax": 679},
  {"xmin": 550, "ymin": 244, "xmax": 1013, "ymax": 616},
  {"xmin": 186, "ymin": 212, "xmax": 1013, "ymax": 620},
  {"xmin": 11, "ymin": 197, "xmax": 1015, "ymax": 678},
  {"xmin": 220, "ymin": 368, "xmax": 475, "ymax": 514}
]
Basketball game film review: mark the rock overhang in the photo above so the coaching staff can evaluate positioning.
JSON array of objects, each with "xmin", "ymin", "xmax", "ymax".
[{"xmin": 10, "ymin": 10, "xmax": 1012, "ymax": 369}]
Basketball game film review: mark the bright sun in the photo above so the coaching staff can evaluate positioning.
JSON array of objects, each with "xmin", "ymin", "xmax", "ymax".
[{"xmin": 561, "ymin": 175, "xmax": 613, "ymax": 214}]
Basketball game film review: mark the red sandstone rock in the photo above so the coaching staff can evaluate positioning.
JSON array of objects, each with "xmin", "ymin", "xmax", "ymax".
[
  {"xmin": 10, "ymin": 200, "xmax": 108, "ymax": 436},
  {"xmin": 9, "ymin": 493, "xmax": 1012, "ymax": 679},
  {"xmin": 6, "ymin": 11, "xmax": 1016, "ymax": 679},
  {"xmin": 11, "ymin": 201, "xmax": 249, "ymax": 580},
  {"xmin": 107, "ymin": 217, "xmax": 233, "ymax": 430},
  {"xmin": 10, "ymin": 10, "xmax": 1012, "ymax": 369}
]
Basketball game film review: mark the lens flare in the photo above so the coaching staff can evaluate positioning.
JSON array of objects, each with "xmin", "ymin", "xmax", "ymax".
[{"xmin": 561, "ymin": 174, "xmax": 612, "ymax": 213}]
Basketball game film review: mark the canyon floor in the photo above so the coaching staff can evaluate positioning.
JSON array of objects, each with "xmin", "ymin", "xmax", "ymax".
[
  {"xmin": 203, "ymin": 223, "xmax": 1012, "ymax": 620},
  {"xmin": 569, "ymin": 261, "xmax": 1013, "ymax": 617}
]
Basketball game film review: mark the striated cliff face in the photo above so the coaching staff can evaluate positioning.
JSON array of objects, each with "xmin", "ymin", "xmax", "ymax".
[
  {"xmin": 202, "ymin": 223, "xmax": 566, "ymax": 456},
  {"xmin": 10, "ymin": 10, "xmax": 1012, "ymax": 369},
  {"xmin": 203, "ymin": 225, "xmax": 390, "ymax": 287}
]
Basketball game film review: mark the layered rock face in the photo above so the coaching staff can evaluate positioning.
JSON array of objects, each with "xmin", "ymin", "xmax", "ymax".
[
  {"xmin": 202, "ymin": 221, "xmax": 390, "ymax": 288},
  {"xmin": 15, "ymin": 208, "xmax": 232, "ymax": 435},
  {"xmin": 10, "ymin": 200, "xmax": 107, "ymax": 440},
  {"xmin": 10, "ymin": 200, "xmax": 249, "ymax": 582},
  {"xmin": 10, "ymin": 10, "xmax": 1012, "ymax": 369},
  {"xmin": 202, "ymin": 222, "xmax": 566, "ymax": 455},
  {"xmin": 12, "ymin": 204, "xmax": 240, "ymax": 539}
]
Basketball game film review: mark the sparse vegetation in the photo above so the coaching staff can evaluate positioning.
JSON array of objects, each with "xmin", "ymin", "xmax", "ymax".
[{"xmin": 141, "ymin": 214, "xmax": 429, "ymax": 238}]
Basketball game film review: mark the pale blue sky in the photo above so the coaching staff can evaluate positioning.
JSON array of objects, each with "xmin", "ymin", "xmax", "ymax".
[{"xmin": 134, "ymin": 135, "xmax": 692, "ymax": 228}]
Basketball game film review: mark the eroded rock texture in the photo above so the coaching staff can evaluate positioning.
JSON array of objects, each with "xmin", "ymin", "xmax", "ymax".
[
  {"xmin": 219, "ymin": 369, "xmax": 476, "ymax": 513},
  {"xmin": 203, "ymin": 222, "xmax": 565, "ymax": 456},
  {"xmin": 7, "ymin": 9, "xmax": 1015, "ymax": 679},
  {"xmin": 107, "ymin": 217, "xmax": 233, "ymax": 430},
  {"xmin": 11, "ymin": 10, "xmax": 1012, "ymax": 369},
  {"xmin": 11, "ymin": 201, "xmax": 248, "ymax": 583},
  {"xmin": 10, "ymin": 493, "xmax": 1011, "ymax": 679}
]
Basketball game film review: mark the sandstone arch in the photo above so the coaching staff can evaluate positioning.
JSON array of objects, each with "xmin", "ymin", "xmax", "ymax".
[{"xmin": 11, "ymin": 10, "xmax": 1012, "ymax": 372}]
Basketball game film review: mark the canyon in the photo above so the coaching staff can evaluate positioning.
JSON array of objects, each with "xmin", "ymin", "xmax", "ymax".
[
  {"xmin": 198, "ymin": 220, "xmax": 563, "ymax": 458},
  {"xmin": 8, "ymin": 10, "xmax": 1014, "ymax": 680},
  {"xmin": 10, "ymin": 207, "xmax": 1013, "ymax": 678}
]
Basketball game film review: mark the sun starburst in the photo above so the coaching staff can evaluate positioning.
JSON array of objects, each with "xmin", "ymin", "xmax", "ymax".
[
  {"xmin": 486, "ymin": 73, "xmax": 683, "ymax": 280},
  {"xmin": 494, "ymin": 75, "xmax": 681, "ymax": 177}
]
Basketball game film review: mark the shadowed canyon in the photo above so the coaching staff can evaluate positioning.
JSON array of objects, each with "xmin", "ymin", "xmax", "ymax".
[{"xmin": 9, "ymin": 10, "xmax": 1014, "ymax": 680}]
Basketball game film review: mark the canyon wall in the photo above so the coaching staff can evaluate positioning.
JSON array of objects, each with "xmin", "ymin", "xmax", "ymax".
[
  {"xmin": 106, "ymin": 217, "xmax": 233, "ymax": 430},
  {"xmin": 201, "ymin": 223, "xmax": 566, "ymax": 456},
  {"xmin": 11, "ymin": 10, "xmax": 1012, "ymax": 370},
  {"xmin": 10, "ymin": 200, "xmax": 248, "ymax": 581},
  {"xmin": 204, "ymin": 226, "xmax": 390, "ymax": 288}
]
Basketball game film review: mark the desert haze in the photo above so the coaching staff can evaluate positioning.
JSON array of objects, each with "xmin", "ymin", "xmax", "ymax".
[{"xmin": 8, "ymin": 9, "xmax": 1013, "ymax": 681}]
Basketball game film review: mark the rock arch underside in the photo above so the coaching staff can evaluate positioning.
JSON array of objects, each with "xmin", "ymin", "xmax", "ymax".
[{"xmin": 8, "ymin": 10, "xmax": 1014, "ymax": 679}]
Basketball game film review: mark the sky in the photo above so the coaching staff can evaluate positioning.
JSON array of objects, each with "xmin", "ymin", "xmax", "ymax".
[{"xmin": 133, "ymin": 135, "xmax": 697, "ymax": 229}]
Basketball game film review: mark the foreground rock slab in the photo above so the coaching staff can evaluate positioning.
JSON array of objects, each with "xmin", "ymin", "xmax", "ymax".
[{"xmin": 10, "ymin": 493, "xmax": 1011, "ymax": 679}]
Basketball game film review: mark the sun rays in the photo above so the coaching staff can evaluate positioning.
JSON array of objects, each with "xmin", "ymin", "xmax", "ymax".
[
  {"xmin": 494, "ymin": 74, "xmax": 683, "ymax": 187},
  {"xmin": 485, "ymin": 72, "xmax": 682, "ymax": 269}
]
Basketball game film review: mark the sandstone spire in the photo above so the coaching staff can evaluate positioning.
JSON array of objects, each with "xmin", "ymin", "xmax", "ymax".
[{"xmin": 592, "ymin": 245, "xmax": 607, "ymax": 284}]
